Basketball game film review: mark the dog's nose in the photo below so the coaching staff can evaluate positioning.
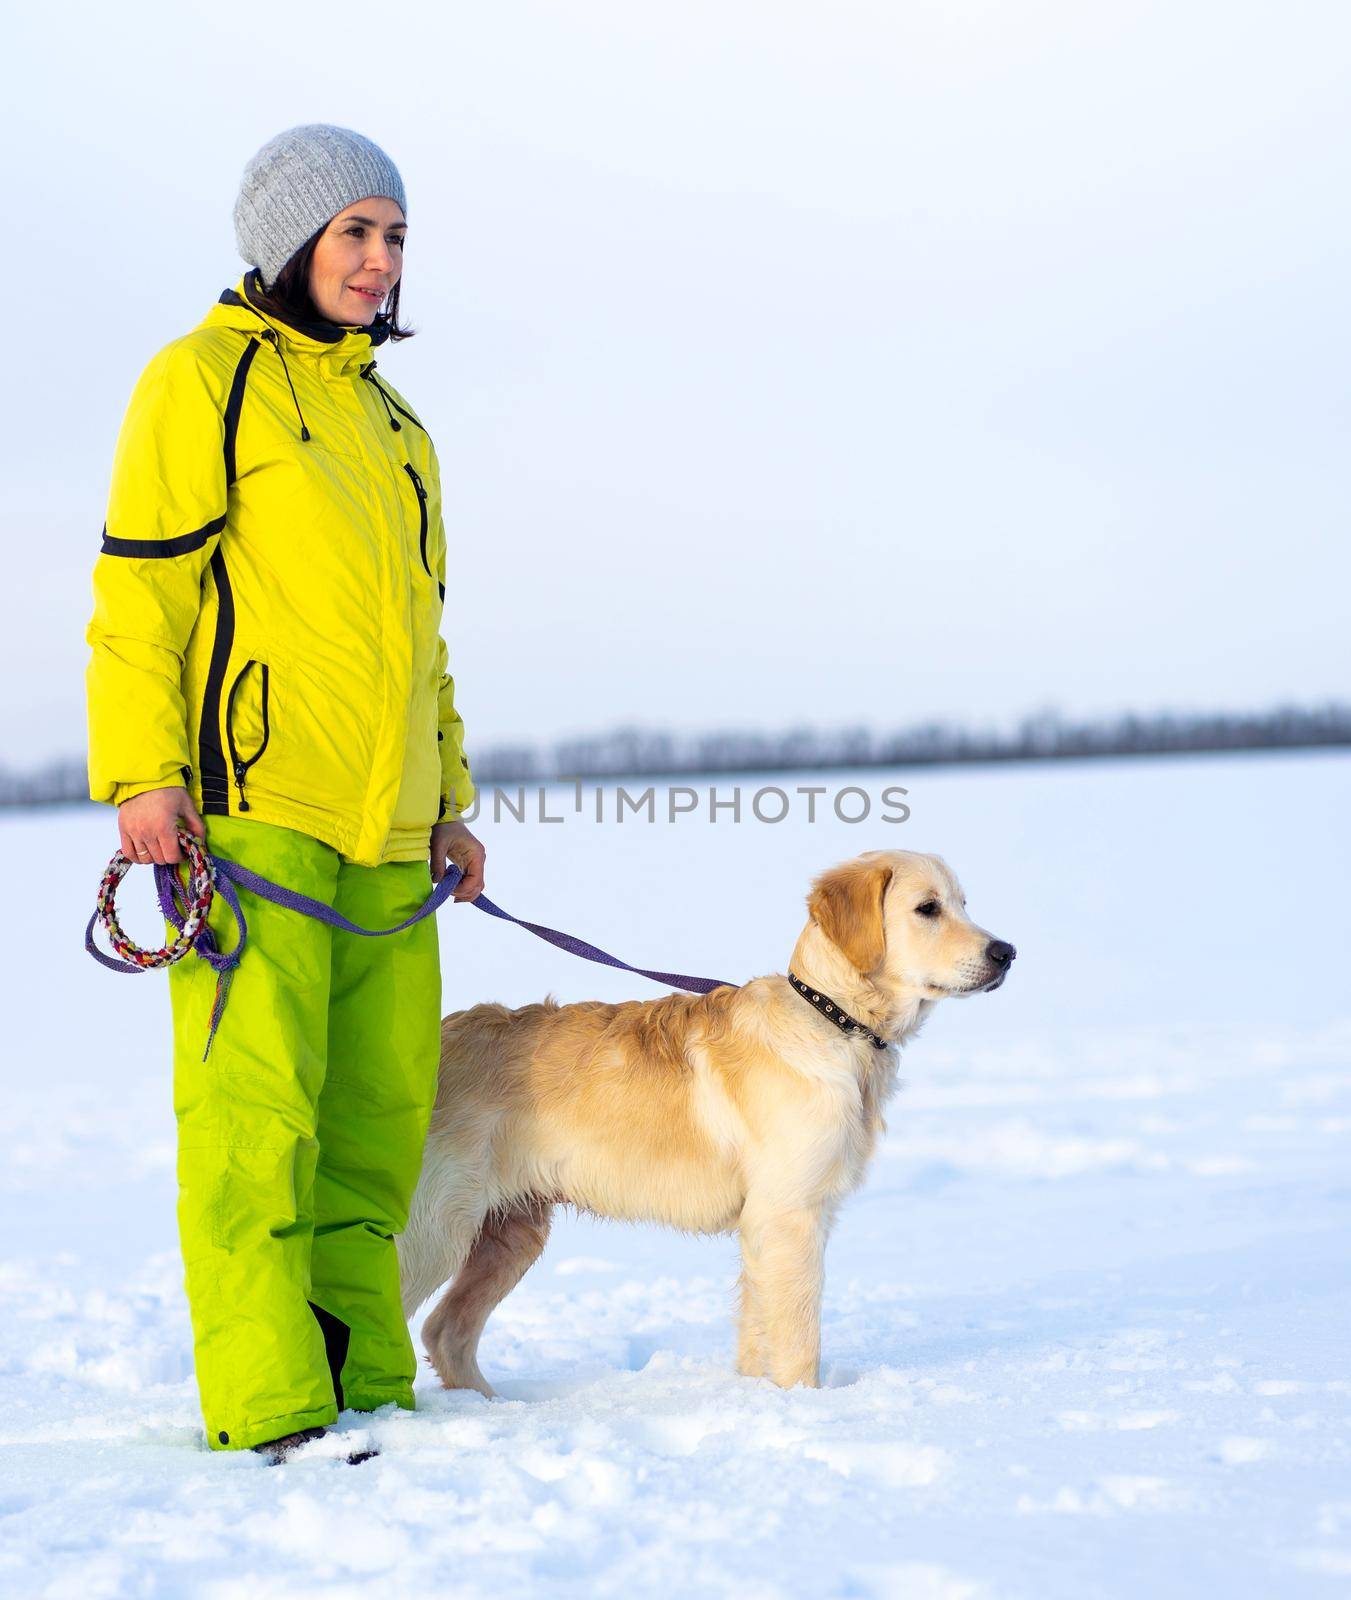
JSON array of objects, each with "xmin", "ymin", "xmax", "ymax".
[{"xmin": 986, "ymin": 940, "xmax": 1016, "ymax": 966}]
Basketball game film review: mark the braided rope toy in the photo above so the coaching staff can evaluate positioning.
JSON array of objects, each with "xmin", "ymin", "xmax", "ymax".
[
  {"xmin": 91, "ymin": 828, "xmax": 215, "ymax": 970},
  {"xmin": 85, "ymin": 828, "xmax": 246, "ymax": 1060}
]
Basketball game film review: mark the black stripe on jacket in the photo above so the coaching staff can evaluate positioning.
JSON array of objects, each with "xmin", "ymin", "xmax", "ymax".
[
  {"xmin": 199, "ymin": 338, "xmax": 259, "ymax": 813},
  {"xmin": 99, "ymin": 515, "xmax": 226, "ymax": 558}
]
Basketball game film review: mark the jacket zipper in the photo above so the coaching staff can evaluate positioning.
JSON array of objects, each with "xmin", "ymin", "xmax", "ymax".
[
  {"xmin": 403, "ymin": 462, "xmax": 431, "ymax": 577},
  {"xmin": 225, "ymin": 659, "xmax": 271, "ymax": 813}
]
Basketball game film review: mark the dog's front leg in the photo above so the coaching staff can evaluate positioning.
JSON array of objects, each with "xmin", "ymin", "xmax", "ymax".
[
  {"xmin": 739, "ymin": 1204, "xmax": 826, "ymax": 1388},
  {"xmin": 735, "ymin": 1245, "xmax": 767, "ymax": 1378}
]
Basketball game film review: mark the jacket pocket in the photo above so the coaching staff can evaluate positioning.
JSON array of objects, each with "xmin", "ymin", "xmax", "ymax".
[
  {"xmin": 403, "ymin": 462, "xmax": 432, "ymax": 578},
  {"xmin": 225, "ymin": 658, "xmax": 271, "ymax": 813}
]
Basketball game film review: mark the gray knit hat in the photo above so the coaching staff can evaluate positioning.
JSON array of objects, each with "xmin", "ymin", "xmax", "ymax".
[{"xmin": 234, "ymin": 123, "xmax": 407, "ymax": 290}]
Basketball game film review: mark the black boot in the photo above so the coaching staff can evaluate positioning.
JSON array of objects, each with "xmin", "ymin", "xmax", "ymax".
[
  {"xmin": 251, "ymin": 1425, "xmax": 328, "ymax": 1465},
  {"xmin": 249, "ymin": 1424, "xmax": 380, "ymax": 1466}
]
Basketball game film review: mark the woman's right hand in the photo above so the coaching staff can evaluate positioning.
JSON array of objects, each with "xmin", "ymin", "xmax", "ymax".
[{"xmin": 118, "ymin": 786, "xmax": 207, "ymax": 866}]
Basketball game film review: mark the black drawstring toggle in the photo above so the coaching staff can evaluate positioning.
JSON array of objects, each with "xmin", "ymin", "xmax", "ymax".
[
  {"xmin": 262, "ymin": 328, "xmax": 312, "ymax": 443},
  {"xmin": 361, "ymin": 362, "xmax": 402, "ymax": 431}
]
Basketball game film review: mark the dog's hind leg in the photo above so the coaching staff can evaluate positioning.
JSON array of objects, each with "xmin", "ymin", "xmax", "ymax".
[{"xmin": 421, "ymin": 1199, "xmax": 553, "ymax": 1397}]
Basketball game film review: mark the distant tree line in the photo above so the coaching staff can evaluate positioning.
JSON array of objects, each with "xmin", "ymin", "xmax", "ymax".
[{"xmin": 4, "ymin": 701, "xmax": 1348, "ymax": 808}]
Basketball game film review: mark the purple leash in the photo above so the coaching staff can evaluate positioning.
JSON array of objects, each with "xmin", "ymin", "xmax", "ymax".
[{"xmin": 88, "ymin": 848, "xmax": 738, "ymax": 1059}]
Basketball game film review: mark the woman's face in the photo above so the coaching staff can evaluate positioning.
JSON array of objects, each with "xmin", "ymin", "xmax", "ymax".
[{"xmin": 307, "ymin": 195, "xmax": 406, "ymax": 325}]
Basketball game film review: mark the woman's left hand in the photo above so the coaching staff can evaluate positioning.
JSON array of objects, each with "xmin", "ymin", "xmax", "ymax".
[{"xmin": 431, "ymin": 819, "xmax": 486, "ymax": 900}]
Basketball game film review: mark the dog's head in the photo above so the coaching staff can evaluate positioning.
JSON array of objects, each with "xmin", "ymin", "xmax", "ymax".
[{"xmin": 804, "ymin": 849, "xmax": 1015, "ymax": 1006}]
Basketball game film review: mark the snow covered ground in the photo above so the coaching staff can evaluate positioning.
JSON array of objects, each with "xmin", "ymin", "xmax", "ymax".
[{"xmin": 2, "ymin": 750, "xmax": 1349, "ymax": 1598}]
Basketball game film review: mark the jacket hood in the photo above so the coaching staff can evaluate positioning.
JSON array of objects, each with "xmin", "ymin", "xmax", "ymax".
[{"xmin": 202, "ymin": 268, "xmax": 391, "ymax": 378}]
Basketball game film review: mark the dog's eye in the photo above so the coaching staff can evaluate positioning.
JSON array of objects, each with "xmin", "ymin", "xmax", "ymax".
[{"xmin": 914, "ymin": 900, "xmax": 941, "ymax": 918}]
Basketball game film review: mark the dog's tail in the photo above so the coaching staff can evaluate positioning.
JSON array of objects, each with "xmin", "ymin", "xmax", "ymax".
[
  {"xmin": 399, "ymin": 1133, "xmax": 502, "ymax": 1319},
  {"xmin": 398, "ymin": 1166, "xmax": 459, "ymax": 1319}
]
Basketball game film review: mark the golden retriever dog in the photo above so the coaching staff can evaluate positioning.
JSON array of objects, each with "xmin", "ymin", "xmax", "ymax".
[{"xmin": 399, "ymin": 849, "xmax": 1014, "ymax": 1393}]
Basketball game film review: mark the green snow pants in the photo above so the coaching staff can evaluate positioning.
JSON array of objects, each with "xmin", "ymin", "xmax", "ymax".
[{"xmin": 167, "ymin": 815, "xmax": 441, "ymax": 1452}]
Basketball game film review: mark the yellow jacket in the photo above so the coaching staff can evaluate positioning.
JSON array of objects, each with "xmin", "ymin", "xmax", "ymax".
[{"xmin": 86, "ymin": 271, "xmax": 474, "ymax": 866}]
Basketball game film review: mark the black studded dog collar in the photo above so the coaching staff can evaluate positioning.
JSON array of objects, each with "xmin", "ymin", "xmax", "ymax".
[{"xmin": 787, "ymin": 971, "xmax": 890, "ymax": 1050}]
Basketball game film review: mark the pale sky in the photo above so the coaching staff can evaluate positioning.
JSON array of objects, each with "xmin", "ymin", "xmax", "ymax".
[{"xmin": 7, "ymin": 0, "xmax": 1348, "ymax": 767}]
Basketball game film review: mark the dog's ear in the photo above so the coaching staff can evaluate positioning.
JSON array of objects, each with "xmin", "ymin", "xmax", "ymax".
[{"xmin": 808, "ymin": 859, "xmax": 893, "ymax": 975}]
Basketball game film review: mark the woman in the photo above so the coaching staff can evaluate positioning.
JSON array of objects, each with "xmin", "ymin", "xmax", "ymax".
[{"xmin": 85, "ymin": 124, "xmax": 486, "ymax": 1464}]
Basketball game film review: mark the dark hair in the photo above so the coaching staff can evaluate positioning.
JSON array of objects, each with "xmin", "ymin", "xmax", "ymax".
[{"xmin": 250, "ymin": 219, "xmax": 415, "ymax": 341}]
